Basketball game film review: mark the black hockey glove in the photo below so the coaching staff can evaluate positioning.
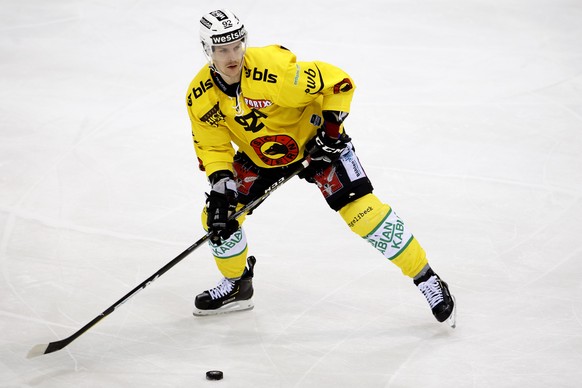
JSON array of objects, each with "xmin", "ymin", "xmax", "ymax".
[
  {"xmin": 300, "ymin": 127, "xmax": 351, "ymax": 182},
  {"xmin": 306, "ymin": 127, "xmax": 351, "ymax": 164},
  {"xmin": 307, "ymin": 110, "xmax": 351, "ymax": 163},
  {"xmin": 206, "ymin": 171, "xmax": 239, "ymax": 245}
]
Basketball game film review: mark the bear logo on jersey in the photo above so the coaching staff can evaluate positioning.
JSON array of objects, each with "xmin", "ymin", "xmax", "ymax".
[{"xmin": 250, "ymin": 135, "xmax": 299, "ymax": 166}]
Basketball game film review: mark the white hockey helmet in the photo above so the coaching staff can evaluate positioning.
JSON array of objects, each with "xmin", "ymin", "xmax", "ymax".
[{"xmin": 199, "ymin": 9, "xmax": 246, "ymax": 61}]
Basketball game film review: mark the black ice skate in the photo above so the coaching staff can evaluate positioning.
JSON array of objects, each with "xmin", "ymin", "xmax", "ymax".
[
  {"xmin": 193, "ymin": 256, "xmax": 256, "ymax": 316},
  {"xmin": 414, "ymin": 268, "xmax": 456, "ymax": 328}
]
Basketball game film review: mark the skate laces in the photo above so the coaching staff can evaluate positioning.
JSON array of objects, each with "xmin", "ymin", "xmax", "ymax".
[
  {"xmin": 208, "ymin": 278, "xmax": 235, "ymax": 300},
  {"xmin": 418, "ymin": 275, "xmax": 444, "ymax": 308}
]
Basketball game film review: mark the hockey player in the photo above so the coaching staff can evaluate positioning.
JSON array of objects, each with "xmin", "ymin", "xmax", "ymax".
[{"xmin": 187, "ymin": 9, "xmax": 456, "ymax": 326}]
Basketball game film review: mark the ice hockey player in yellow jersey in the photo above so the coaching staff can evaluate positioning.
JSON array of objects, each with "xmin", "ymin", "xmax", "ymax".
[{"xmin": 187, "ymin": 9, "xmax": 456, "ymax": 327}]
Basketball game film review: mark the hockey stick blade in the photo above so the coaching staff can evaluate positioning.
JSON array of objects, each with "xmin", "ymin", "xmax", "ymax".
[
  {"xmin": 27, "ymin": 343, "xmax": 56, "ymax": 359},
  {"xmin": 28, "ymin": 331, "xmax": 83, "ymax": 358},
  {"xmin": 27, "ymin": 343, "xmax": 48, "ymax": 359},
  {"xmin": 26, "ymin": 157, "xmax": 310, "ymax": 358},
  {"xmin": 28, "ymin": 332, "xmax": 83, "ymax": 358}
]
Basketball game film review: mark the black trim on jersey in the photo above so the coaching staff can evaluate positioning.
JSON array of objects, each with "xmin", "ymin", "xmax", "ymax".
[{"xmin": 211, "ymin": 71, "xmax": 240, "ymax": 97}]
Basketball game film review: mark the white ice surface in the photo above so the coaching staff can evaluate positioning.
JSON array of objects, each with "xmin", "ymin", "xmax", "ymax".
[{"xmin": 2, "ymin": 1, "xmax": 582, "ymax": 387}]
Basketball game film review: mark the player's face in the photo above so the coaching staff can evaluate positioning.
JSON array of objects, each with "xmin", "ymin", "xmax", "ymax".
[{"xmin": 212, "ymin": 40, "xmax": 245, "ymax": 83}]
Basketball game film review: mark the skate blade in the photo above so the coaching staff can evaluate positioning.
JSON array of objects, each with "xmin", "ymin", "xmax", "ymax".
[
  {"xmin": 193, "ymin": 299, "xmax": 254, "ymax": 317},
  {"xmin": 447, "ymin": 295, "xmax": 457, "ymax": 329}
]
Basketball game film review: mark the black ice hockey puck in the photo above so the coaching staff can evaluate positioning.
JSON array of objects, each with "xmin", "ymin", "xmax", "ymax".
[{"xmin": 206, "ymin": 370, "xmax": 224, "ymax": 380}]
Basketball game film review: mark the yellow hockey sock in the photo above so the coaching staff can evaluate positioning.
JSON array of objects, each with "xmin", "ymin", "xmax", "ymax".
[
  {"xmin": 201, "ymin": 205, "xmax": 249, "ymax": 279},
  {"xmin": 339, "ymin": 194, "xmax": 428, "ymax": 278}
]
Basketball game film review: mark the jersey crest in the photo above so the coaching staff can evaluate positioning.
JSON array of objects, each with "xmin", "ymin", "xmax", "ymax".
[{"xmin": 250, "ymin": 135, "xmax": 299, "ymax": 166}]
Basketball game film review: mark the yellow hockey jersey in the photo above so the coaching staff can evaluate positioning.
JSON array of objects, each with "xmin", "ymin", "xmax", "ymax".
[{"xmin": 186, "ymin": 45, "xmax": 356, "ymax": 177}]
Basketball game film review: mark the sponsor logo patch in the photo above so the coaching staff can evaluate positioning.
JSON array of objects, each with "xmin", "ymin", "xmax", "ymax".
[
  {"xmin": 210, "ymin": 10, "xmax": 228, "ymax": 21},
  {"xmin": 340, "ymin": 147, "xmax": 366, "ymax": 181},
  {"xmin": 200, "ymin": 17, "xmax": 212, "ymax": 29},
  {"xmin": 234, "ymin": 163, "xmax": 259, "ymax": 195},
  {"xmin": 365, "ymin": 210, "xmax": 413, "ymax": 260},
  {"xmin": 210, "ymin": 28, "xmax": 245, "ymax": 45},
  {"xmin": 189, "ymin": 79, "xmax": 213, "ymax": 102},
  {"xmin": 243, "ymin": 97, "xmax": 273, "ymax": 109},
  {"xmin": 244, "ymin": 66, "xmax": 278, "ymax": 83},
  {"xmin": 313, "ymin": 165, "xmax": 343, "ymax": 198},
  {"xmin": 200, "ymin": 102, "xmax": 226, "ymax": 127},
  {"xmin": 211, "ymin": 230, "xmax": 247, "ymax": 258},
  {"xmin": 304, "ymin": 65, "xmax": 324, "ymax": 95},
  {"xmin": 348, "ymin": 206, "xmax": 373, "ymax": 228}
]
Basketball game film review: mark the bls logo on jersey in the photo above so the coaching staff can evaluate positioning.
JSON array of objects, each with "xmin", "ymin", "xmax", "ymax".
[
  {"xmin": 244, "ymin": 67, "xmax": 277, "ymax": 83},
  {"xmin": 190, "ymin": 79, "xmax": 213, "ymax": 101}
]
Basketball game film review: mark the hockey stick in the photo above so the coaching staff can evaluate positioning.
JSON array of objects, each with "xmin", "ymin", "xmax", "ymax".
[{"xmin": 27, "ymin": 157, "xmax": 311, "ymax": 358}]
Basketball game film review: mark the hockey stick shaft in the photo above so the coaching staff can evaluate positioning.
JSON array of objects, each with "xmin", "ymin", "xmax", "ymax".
[
  {"xmin": 27, "ymin": 234, "xmax": 210, "ymax": 358},
  {"xmin": 27, "ymin": 157, "xmax": 310, "ymax": 358}
]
